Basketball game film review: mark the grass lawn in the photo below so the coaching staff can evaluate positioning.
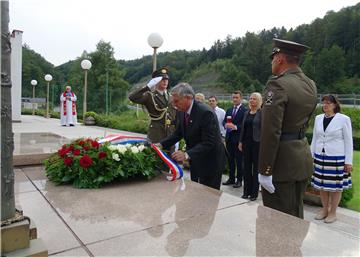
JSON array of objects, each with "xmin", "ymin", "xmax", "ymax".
[{"xmin": 347, "ymin": 151, "xmax": 360, "ymax": 212}]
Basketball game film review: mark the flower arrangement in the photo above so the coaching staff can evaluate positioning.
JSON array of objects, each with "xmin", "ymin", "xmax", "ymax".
[{"xmin": 44, "ymin": 138, "xmax": 162, "ymax": 188}]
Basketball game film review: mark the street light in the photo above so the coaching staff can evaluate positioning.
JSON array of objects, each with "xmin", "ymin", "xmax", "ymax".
[
  {"xmin": 81, "ymin": 59, "xmax": 92, "ymax": 121},
  {"xmin": 44, "ymin": 74, "xmax": 53, "ymax": 118},
  {"xmin": 147, "ymin": 33, "xmax": 163, "ymax": 72},
  {"xmin": 31, "ymin": 79, "xmax": 37, "ymax": 115}
]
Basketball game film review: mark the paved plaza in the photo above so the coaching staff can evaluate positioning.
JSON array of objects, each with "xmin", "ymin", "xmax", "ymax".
[{"xmin": 12, "ymin": 115, "xmax": 360, "ymax": 256}]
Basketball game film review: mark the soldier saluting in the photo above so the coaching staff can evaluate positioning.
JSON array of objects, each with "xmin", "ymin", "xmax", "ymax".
[
  {"xmin": 258, "ymin": 39, "xmax": 317, "ymax": 219},
  {"xmin": 129, "ymin": 67, "xmax": 176, "ymax": 143}
]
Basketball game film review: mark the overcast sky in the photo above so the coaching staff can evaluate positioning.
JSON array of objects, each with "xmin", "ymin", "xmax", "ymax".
[{"xmin": 9, "ymin": 0, "xmax": 359, "ymax": 66}]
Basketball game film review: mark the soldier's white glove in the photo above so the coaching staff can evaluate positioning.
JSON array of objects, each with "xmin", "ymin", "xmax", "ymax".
[
  {"xmin": 146, "ymin": 76, "xmax": 163, "ymax": 89},
  {"xmin": 258, "ymin": 174, "xmax": 275, "ymax": 194}
]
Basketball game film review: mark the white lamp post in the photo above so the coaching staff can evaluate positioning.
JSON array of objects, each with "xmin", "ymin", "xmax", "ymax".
[
  {"xmin": 81, "ymin": 59, "xmax": 92, "ymax": 122},
  {"xmin": 44, "ymin": 74, "xmax": 53, "ymax": 118},
  {"xmin": 147, "ymin": 33, "xmax": 163, "ymax": 72},
  {"xmin": 31, "ymin": 80, "xmax": 37, "ymax": 115}
]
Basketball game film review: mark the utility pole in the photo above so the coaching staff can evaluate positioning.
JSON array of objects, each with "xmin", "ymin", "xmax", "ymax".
[{"xmin": 1, "ymin": 0, "xmax": 16, "ymax": 221}]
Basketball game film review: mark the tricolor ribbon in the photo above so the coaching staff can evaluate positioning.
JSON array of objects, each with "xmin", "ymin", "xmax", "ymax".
[
  {"xmin": 98, "ymin": 134, "xmax": 183, "ymax": 181},
  {"xmin": 150, "ymin": 143, "xmax": 184, "ymax": 181}
]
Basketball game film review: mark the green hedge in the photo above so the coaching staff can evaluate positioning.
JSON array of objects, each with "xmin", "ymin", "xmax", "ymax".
[
  {"xmin": 22, "ymin": 108, "xmax": 61, "ymax": 119},
  {"xmin": 93, "ymin": 110, "xmax": 149, "ymax": 134}
]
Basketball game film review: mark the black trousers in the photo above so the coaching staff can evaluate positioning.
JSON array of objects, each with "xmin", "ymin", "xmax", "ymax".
[
  {"xmin": 226, "ymin": 140, "xmax": 243, "ymax": 182},
  {"xmin": 261, "ymin": 179, "xmax": 308, "ymax": 219},
  {"xmin": 191, "ymin": 169, "xmax": 222, "ymax": 190},
  {"xmin": 243, "ymin": 140, "xmax": 259, "ymax": 198}
]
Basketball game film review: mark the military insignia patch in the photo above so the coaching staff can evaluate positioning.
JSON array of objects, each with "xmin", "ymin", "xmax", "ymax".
[
  {"xmin": 265, "ymin": 91, "xmax": 273, "ymax": 105},
  {"xmin": 161, "ymin": 69, "xmax": 167, "ymax": 74}
]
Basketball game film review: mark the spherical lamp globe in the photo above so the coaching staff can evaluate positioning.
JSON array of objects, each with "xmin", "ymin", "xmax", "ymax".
[
  {"xmin": 44, "ymin": 74, "xmax": 53, "ymax": 82},
  {"xmin": 147, "ymin": 33, "xmax": 163, "ymax": 48},
  {"xmin": 31, "ymin": 80, "xmax": 38, "ymax": 86},
  {"xmin": 81, "ymin": 59, "xmax": 92, "ymax": 70}
]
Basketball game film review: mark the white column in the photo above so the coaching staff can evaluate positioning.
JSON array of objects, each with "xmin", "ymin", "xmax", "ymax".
[{"xmin": 10, "ymin": 30, "xmax": 23, "ymax": 122}]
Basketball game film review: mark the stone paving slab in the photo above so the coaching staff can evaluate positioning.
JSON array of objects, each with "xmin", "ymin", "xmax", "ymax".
[
  {"xmin": 20, "ymin": 166, "xmax": 246, "ymax": 245},
  {"xmin": 15, "ymin": 189, "xmax": 81, "ymax": 254},
  {"xmin": 87, "ymin": 204, "xmax": 359, "ymax": 256}
]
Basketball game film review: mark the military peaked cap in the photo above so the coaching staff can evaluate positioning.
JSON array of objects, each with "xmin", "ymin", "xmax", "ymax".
[
  {"xmin": 152, "ymin": 67, "xmax": 169, "ymax": 79},
  {"xmin": 270, "ymin": 38, "xmax": 310, "ymax": 59}
]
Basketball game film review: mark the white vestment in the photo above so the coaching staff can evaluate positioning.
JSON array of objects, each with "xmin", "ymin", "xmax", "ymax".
[{"xmin": 60, "ymin": 93, "xmax": 77, "ymax": 126}]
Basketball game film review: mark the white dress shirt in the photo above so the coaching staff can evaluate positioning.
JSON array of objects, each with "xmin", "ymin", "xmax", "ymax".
[{"xmin": 214, "ymin": 106, "xmax": 226, "ymax": 137}]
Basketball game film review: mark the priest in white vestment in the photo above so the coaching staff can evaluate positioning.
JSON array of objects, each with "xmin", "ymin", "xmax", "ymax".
[{"xmin": 60, "ymin": 86, "xmax": 77, "ymax": 126}]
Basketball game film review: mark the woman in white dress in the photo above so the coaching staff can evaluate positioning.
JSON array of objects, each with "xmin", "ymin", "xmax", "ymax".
[
  {"xmin": 60, "ymin": 86, "xmax": 77, "ymax": 126},
  {"xmin": 310, "ymin": 95, "xmax": 353, "ymax": 223}
]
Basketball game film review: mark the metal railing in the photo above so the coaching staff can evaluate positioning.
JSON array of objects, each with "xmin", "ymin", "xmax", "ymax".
[{"xmin": 212, "ymin": 94, "xmax": 360, "ymax": 107}]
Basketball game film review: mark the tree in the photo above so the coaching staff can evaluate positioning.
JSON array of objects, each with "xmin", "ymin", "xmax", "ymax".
[{"xmin": 315, "ymin": 45, "xmax": 346, "ymax": 92}]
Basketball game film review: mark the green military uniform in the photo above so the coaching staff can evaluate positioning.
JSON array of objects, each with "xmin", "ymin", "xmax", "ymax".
[
  {"xmin": 259, "ymin": 39, "xmax": 317, "ymax": 218},
  {"xmin": 128, "ymin": 68, "xmax": 176, "ymax": 143}
]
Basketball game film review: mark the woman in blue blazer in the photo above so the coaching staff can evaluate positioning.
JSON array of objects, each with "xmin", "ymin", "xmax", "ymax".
[{"xmin": 310, "ymin": 95, "xmax": 353, "ymax": 223}]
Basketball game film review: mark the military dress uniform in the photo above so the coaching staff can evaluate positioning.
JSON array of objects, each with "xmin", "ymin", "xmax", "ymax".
[
  {"xmin": 259, "ymin": 39, "xmax": 317, "ymax": 218},
  {"xmin": 128, "ymin": 68, "xmax": 176, "ymax": 143}
]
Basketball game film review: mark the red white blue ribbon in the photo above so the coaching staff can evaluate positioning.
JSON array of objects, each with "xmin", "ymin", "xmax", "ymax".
[
  {"xmin": 97, "ymin": 134, "xmax": 183, "ymax": 181},
  {"xmin": 150, "ymin": 143, "xmax": 184, "ymax": 181}
]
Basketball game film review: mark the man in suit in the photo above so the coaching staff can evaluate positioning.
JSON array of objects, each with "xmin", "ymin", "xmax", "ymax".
[
  {"xmin": 129, "ymin": 67, "xmax": 176, "ymax": 143},
  {"xmin": 258, "ymin": 38, "xmax": 317, "ymax": 218},
  {"xmin": 222, "ymin": 91, "xmax": 247, "ymax": 188},
  {"xmin": 159, "ymin": 83, "xmax": 226, "ymax": 190}
]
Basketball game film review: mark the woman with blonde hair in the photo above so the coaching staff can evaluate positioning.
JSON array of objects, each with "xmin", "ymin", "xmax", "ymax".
[{"xmin": 238, "ymin": 92, "xmax": 262, "ymax": 200}]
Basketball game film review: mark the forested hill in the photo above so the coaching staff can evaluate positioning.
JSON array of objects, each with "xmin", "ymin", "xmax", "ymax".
[
  {"xmin": 120, "ymin": 2, "xmax": 360, "ymax": 94},
  {"xmin": 22, "ymin": 3, "xmax": 360, "ymax": 113}
]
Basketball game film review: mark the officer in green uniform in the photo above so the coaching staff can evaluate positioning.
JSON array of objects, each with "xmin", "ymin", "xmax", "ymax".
[
  {"xmin": 258, "ymin": 39, "xmax": 317, "ymax": 219},
  {"xmin": 129, "ymin": 67, "xmax": 176, "ymax": 143}
]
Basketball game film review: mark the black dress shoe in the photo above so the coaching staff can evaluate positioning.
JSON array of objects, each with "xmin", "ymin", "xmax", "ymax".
[
  {"xmin": 233, "ymin": 181, "xmax": 242, "ymax": 188},
  {"xmin": 69, "ymin": 124, "xmax": 75, "ymax": 127},
  {"xmin": 241, "ymin": 195, "xmax": 249, "ymax": 199},
  {"xmin": 222, "ymin": 179, "xmax": 235, "ymax": 185},
  {"xmin": 250, "ymin": 197, "xmax": 257, "ymax": 201}
]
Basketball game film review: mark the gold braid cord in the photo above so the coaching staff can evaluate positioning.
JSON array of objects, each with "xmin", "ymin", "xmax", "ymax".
[{"xmin": 148, "ymin": 92, "xmax": 168, "ymax": 121}]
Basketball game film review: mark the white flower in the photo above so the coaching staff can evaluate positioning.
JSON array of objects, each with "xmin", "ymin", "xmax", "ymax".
[
  {"xmin": 125, "ymin": 144, "xmax": 132, "ymax": 149},
  {"xmin": 130, "ymin": 146, "xmax": 139, "ymax": 154},
  {"xmin": 138, "ymin": 145, "xmax": 145, "ymax": 152},
  {"xmin": 112, "ymin": 153, "xmax": 120, "ymax": 161},
  {"xmin": 108, "ymin": 145, "xmax": 117, "ymax": 151},
  {"xmin": 117, "ymin": 144, "xmax": 127, "ymax": 154}
]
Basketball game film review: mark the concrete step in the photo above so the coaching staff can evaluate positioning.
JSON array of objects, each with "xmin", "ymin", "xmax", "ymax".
[
  {"xmin": 29, "ymin": 219, "xmax": 37, "ymax": 240},
  {"xmin": 1, "ymin": 220, "xmax": 30, "ymax": 253},
  {"xmin": 6, "ymin": 238, "xmax": 48, "ymax": 257}
]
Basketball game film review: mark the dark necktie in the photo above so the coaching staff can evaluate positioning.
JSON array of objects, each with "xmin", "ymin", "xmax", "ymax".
[
  {"xmin": 184, "ymin": 113, "xmax": 190, "ymax": 126},
  {"xmin": 232, "ymin": 106, "xmax": 238, "ymax": 119}
]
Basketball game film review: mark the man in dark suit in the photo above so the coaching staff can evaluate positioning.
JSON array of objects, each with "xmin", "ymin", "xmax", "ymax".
[
  {"xmin": 159, "ymin": 83, "xmax": 226, "ymax": 190},
  {"xmin": 222, "ymin": 91, "xmax": 247, "ymax": 188}
]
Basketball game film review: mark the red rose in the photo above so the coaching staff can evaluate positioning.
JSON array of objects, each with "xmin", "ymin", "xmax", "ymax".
[
  {"xmin": 78, "ymin": 140, "xmax": 85, "ymax": 146},
  {"xmin": 58, "ymin": 147, "xmax": 69, "ymax": 157},
  {"xmin": 98, "ymin": 151, "xmax": 107, "ymax": 159},
  {"xmin": 73, "ymin": 149, "xmax": 81, "ymax": 156},
  {"xmin": 84, "ymin": 146, "xmax": 90, "ymax": 151},
  {"xmin": 64, "ymin": 157, "xmax": 73, "ymax": 166},
  {"xmin": 79, "ymin": 155, "xmax": 93, "ymax": 168},
  {"xmin": 68, "ymin": 144, "xmax": 74, "ymax": 151},
  {"xmin": 91, "ymin": 141, "xmax": 100, "ymax": 148}
]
